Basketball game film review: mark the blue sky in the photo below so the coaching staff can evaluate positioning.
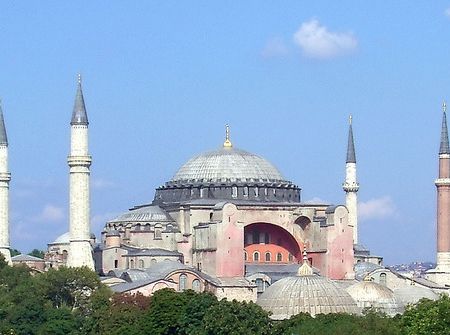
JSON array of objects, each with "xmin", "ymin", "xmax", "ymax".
[{"xmin": 1, "ymin": 2, "xmax": 450, "ymax": 264}]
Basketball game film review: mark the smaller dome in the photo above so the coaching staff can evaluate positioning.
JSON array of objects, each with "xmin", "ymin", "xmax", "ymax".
[
  {"xmin": 346, "ymin": 281, "xmax": 401, "ymax": 316},
  {"xmin": 52, "ymin": 232, "xmax": 70, "ymax": 244},
  {"xmin": 394, "ymin": 285, "xmax": 439, "ymax": 306},
  {"xmin": 109, "ymin": 205, "xmax": 174, "ymax": 223},
  {"xmin": 257, "ymin": 273, "xmax": 359, "ymax": 319}
]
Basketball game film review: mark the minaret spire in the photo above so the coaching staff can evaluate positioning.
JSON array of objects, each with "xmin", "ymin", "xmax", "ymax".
[
  {"xmin": 439, "ymin": 101, "xmax": 449, "ymax": 155},
  {"xmin": 0, "ymin": 100, "xmax": 11, "ymax": 264},
  {"xmin": 343, "ymin": 115, "xmax": 359, "ymax": 244},
  {"xmin": 346, "ymin": 115, "xmax": 356, "ymax": 163},
  {"xmin": 66, "ymin": 75, "xmax": 94, "ymax": 270},
  {"xmin": 71, "ymin": 74, "xmax": 89, "ymax": 126}
]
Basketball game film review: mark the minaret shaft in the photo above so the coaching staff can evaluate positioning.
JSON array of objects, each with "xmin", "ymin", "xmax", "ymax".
[
  {"xmin": 66, "ymin": 78, "xmax": 94, "ymax": 270},
  {"xmin": 0, "ymin": 145, "xmax": 11, "ymax": 264}
]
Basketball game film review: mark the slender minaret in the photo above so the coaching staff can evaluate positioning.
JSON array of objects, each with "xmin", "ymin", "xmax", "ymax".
[
  {"xmin": 427, "ymin": 101, "xmax": 450, "ymax": 285},
  {"xmin": 343, "ymin": 115, "xmax": 359, "ymax": 244},
  {"xmin": 0, "ymin": 101, "xmax": 11, "ymax": 265},
  {"xmin": 66, "ymin": 75, "xmax": 94, "ymax": 269}
]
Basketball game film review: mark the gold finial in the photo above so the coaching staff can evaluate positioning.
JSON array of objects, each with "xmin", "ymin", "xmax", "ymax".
[
  {"xmin": 77, "ymin": 73, "xmax": 82, "ymax": 85},
  {"xmin": 349, "ymin": 114, "xmax": 353, "ymax": 125},
  {"xmin": 443, "ymin": 101, "xmax": 447, "ymax": 113},
  {"xmin": 223, "ymin": 124, "xmax": 232, "ymax": 148}
]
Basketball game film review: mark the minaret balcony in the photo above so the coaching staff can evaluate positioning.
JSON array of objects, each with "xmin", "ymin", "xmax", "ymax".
[
  {"xmin": 0, "ymin": 172, "xmax": 11, "ymax": 182},
  {"xmin": 67, "ymin": 155, "xmax": 92, "ymax": 168},
  {"xmin": 343, "ymin": 182, "xmax": 359, "ymax": 192},
  {"xmin": 435, "ymin": 178, "xmax": 450, "ymax": 186}
]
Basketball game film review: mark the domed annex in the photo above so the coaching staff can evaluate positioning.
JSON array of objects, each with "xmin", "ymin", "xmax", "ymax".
[
  {"xmin": 257, "ymin": 255, "xmax": 359, "ymax": 319},
  {"xmin": 393, "ymin": 285, "xmax": 439, "ymax": 306},
  {"xmin": 346, "ymin": 279, "xmax": 402, "ymax": 316}
]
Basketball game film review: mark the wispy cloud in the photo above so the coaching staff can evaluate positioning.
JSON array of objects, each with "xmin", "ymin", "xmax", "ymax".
[
  {"xmin": 91, "ymin": 177, "xmax": 116, "ymax": 190},
  {"xmin": 91, "ymin": 211, "xmax": 120, "ymax": 233},
  {"xmin": 304, "ymin": 197, "xmax": 328, "ymax": 204},
  {"xmin": 358, "ymin": 196, "xmax": 397, "ymax": 221},
  {"xmin": 261, "ymin": 37, "xmax": 289, "ymax": 58},
  {"xmin": 33, "ymin": 204, "xmax": 65, "ymax": 223},
  {"xmin": 445, "ymin": 7, "xmax": 450, "ymax": 17},
  {"xmin": 293, "ymin": 19, "xmax": 357, "ymax": 59}
]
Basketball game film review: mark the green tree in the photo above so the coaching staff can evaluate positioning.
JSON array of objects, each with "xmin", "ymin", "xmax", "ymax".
[
  {"xmin": 10, "ymin": 249, "xmax": 20, "ymax": 257},
  {"xmin": 400, "ymin": 295, "xmax": 450, "ymax": 335},
  {"xmin": 27, "ymin": 249, "xmax": 45, "ymax": 259}
]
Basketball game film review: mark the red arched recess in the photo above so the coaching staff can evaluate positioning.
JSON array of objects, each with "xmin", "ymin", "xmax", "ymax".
[{"xmin": 244, "ymin": 223, "xmax": 301, "ymax": 264}]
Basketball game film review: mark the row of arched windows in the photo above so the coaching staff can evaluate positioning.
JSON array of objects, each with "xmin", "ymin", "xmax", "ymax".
[
  {"xmin": 178, "ymin": 274, "xmax": 201, "ymax": 292},
  {"xmin": 244, "ymin": 251, "xmax": 294, "ymax": 262}
]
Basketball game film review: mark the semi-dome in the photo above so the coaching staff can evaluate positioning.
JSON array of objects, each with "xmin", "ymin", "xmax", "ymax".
[
  {"xmin": 346, "ymin": 280, "xmax": 401, "ymax": 316},
  {"xmin": 257, "ymin": 260, "xmax": 359, "ymax": 319},
  {"xmin": 172, "ymin": 147, "xmax": 286, "ymax": 184}
]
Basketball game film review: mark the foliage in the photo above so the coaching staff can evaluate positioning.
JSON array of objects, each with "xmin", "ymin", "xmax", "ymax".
[
  {"xmin": 27, "ymin": 249, "xmax": 45, "ymax": 259},
  {"xmin": 10, "ymin": 249, "xmax": 20, "ymax": 257},
  {"xmin": 400, "ymin": 295, "xmax": 450, "ymax": 335}
]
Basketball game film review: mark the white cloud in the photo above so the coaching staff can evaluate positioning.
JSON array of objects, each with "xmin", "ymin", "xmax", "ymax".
[
  {"xmin": 446, "ymin": 7, "xmax": 450, "ymax": 17},
  {"xmin": 358, "ymin": 196, "xmax": 396, "ymax": 221},
  {"xmin": 261, "ymin": 37, "xmax": 289, "ymax": 58},
  {"xmin": 304, "ymin": 197, "xmax": 328, "ymax": 204},
  {"xmin": 293, "ymin": 19, "xmax": 357, "ymax": 59},
  {"xmin": 32, "ymin": 204, "xmax": 65, "ymax": 223},
  {"xmin": 92, "ymin": 178, "xmax": 116, "ymax": 190}
]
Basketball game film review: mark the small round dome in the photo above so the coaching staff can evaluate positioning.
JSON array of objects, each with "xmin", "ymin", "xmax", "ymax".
[
  {"xmin": 109, "ymin": 205, "xmax": 174, "ymax": 223},
  {"xmin": 393, "ymin": 285, "xmax": 439, "ymax": 306},
  {"xmin": 346, "ymin": 281, "xmax": 401, "ymax": 316},
  {"xmin": 172, "ymin": 147, "xmax": 287, "ymax": 184},
  {"xmin": 257, "ymin": 273, "xmax": 359, "ymax": 319},
  {"xmin": 52, "ymin": 232, "xmax": 70, "ymax": 244}
]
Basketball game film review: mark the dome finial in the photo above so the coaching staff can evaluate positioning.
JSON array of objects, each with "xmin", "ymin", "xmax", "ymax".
[
  {"xmin": 297, "ymin": 245, "xmax": 313, "ymax": 276},
  {"xmin": 223, "ymin": 124, "xmax": 232, "ymax": 148},
  {"xmin": 443, "ymin": 100, "xmax": 447, "ymax": 113},
  {"xmin": 349, "ymin": 114, "xmax": 352, "ymax": 125}
]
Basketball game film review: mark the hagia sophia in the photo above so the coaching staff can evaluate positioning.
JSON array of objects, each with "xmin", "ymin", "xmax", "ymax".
[{"xmin": 1, "ymin": 77, "xmax": 450, "ymax": 318}]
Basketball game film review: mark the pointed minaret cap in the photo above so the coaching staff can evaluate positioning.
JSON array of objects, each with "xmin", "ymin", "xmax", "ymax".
[
  {"xmin": 0, "ymin": 100, "xmax": 8, "ymax": 146},
  {"xmin": 346, "ymin": 115, "xmax": 356, "ymax": 163},
  {"xmin": 223, "ymin": 124, "xmax": 232, "ymax": 148},
  {"xmin": 71, "ymin": 74, "xmax": 89, "ymax": 126},
  {"xmin": 297, "ymin": 247, "xmax": 314, "ymax": 276},
  {"xmin": 439, "ymin": 101, "xmax": 450, "ymax": 155}
]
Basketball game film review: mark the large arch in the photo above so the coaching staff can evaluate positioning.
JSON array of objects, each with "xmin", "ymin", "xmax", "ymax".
[{"xmin": 244, "ymin": 222, "xmax": 302, "ymax": 264}]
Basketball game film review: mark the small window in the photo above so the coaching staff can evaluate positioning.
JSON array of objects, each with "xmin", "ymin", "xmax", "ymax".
[
  {"xmin": 192, "ymin": 279, "xmax": 201, "ymax": 292},
  {"xmin": 276, "ymin": 253, "xmax": 282, "ymax": 262},
  {"xmin": 265, "ymin": 252, "xmax": 271, "ymax": 262},
  {"xmin": 151, "ymin": 258, "xmax": 157, "ymax": 264},
  {"xmin": 243, "ymin": 186, "xmax": 248, "ymax": 197},
  {"xmin": 200, "ymin": 187, "xmax": 205, "ymax": 198},
  {"xmin": 288, "ymin": 253, "xmax": 293, "ymax": 262},
  {"xmin": 253, "ymin": 252, "xmax": 260, "ymax": 262},
  {"xmin": 264, "ymin": 188, "xmax": 268, "ymax": 196},
  {"xmin": 154, "ymin": 227, "xmax": 162, "ymax": 239},
  {"xmin": 139, "ymin": 259, "xmax": 144, "ymax": 268},
  {"xmin": 380, "ymin": 273, "xmax": 387, "ymax": 286},
  {"xmin": 254, "ymin": 187, "xmax": 259, "ymax": 197},
  {"xmin": 244, "ymin": 251, "xmax": 248, "ymax": 261},
  {"xmin": 179, "ymin": 274, "xmax": 187, "ymax": 291},
  {"xmin": 114, "ymin": 260, "xmax": 118, "ymax": 268},
  {"xmin": 130, "ymin": 259, "xmax": 135, "ymax": 269},
  {"xmin": 255, "ymin": 278, "xmax": 264, "ymax": 293},
  {"xmin": 232, "ymin": 186, "xmax": 238, "ymax": 198}
]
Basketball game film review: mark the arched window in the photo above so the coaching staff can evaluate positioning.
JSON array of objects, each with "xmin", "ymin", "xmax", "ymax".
[
  {"xmin": 288, "ymin": 253, "xmax": 293, "ymax": 262},
  {"xmin": 265, "ymin": 252, "xmax": 271, "ymax": 262},
  {"xmin": 255, "ymin": 278, "xmax": 264, "ymax": 293},
  {"xmin": 135, "ymin": 223, "xmax": 141, "ymax": 231},
  {"xmin": 130, "ymin": 259, "xmax": 135, "ymax": 268},
  {"xmin": 380, "ymin": 273, "xmax": 387, "ymax": 286},
  {"xmin": 192, "ymin": 279, "xmax": 201, "ymax": 292},
  {"xmin": 154, "ymin": 227, "xmax": 162, "ymax": 239},
  {"xmin": 179, "ymin": 274, "xmax": 187, "ymax": 291},
  {"xmin": 62, "ymin": 250, "xmax": 68, "ymax": 262},
  {"xmin": 243, "ymin": 186, "xmax": 248, "ymax": 197},
  {"xmin": 276, "ymin": 253, "xmax": 283, "ymax": 262},
  {"xmin": 254, "ymin": 187, "xmax": 259, "ymax": 197},
  {"xmin": 151, "ymin": 258, "xmax": 157, "ymax": 264},
  {"xmin": 200, "ymin": 187, "xmax": 205, "ymax": 198},
  {"xmin": 244, "ymin": 251, "xmax": 248, "ymax": 261},
  {"xmin": 139, "ymin": 259, "xmax": 144, "ymax": 268},
  {"xmin": 232, "ymin": 186, "xmax": 238, "ymax": 198},
  {"xmin": 253, "ymin": 252, "xmax": 260, "ymax": 262},
  {"xmin": 145, "ymin": 223, "xmax": 151, "ymax": 231},
  {"xmin": 114, "ymin": 260, "xmax": 118, "ymax": 268}
]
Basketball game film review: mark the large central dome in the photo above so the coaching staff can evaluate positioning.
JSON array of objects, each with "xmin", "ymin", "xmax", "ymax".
[{"xmin": 171, "ymin": 147, "xmax": 286, "ymax": 184}]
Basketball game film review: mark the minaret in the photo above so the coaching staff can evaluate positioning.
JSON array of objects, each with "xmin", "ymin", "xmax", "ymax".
[
  {"xmin": 427, "ymin": 101, "xmax": 450, "ymax": 285},
  {"xmin": 0, "ymin": 101, "xmax": 11, "ymax": 265},
  {"xmin": 66, "ymin": 75, "xmax": 94, "ymax": 269},
  {"xmin": 343, "ymin": 115, "xmax": 359, "ymax": 244}
]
